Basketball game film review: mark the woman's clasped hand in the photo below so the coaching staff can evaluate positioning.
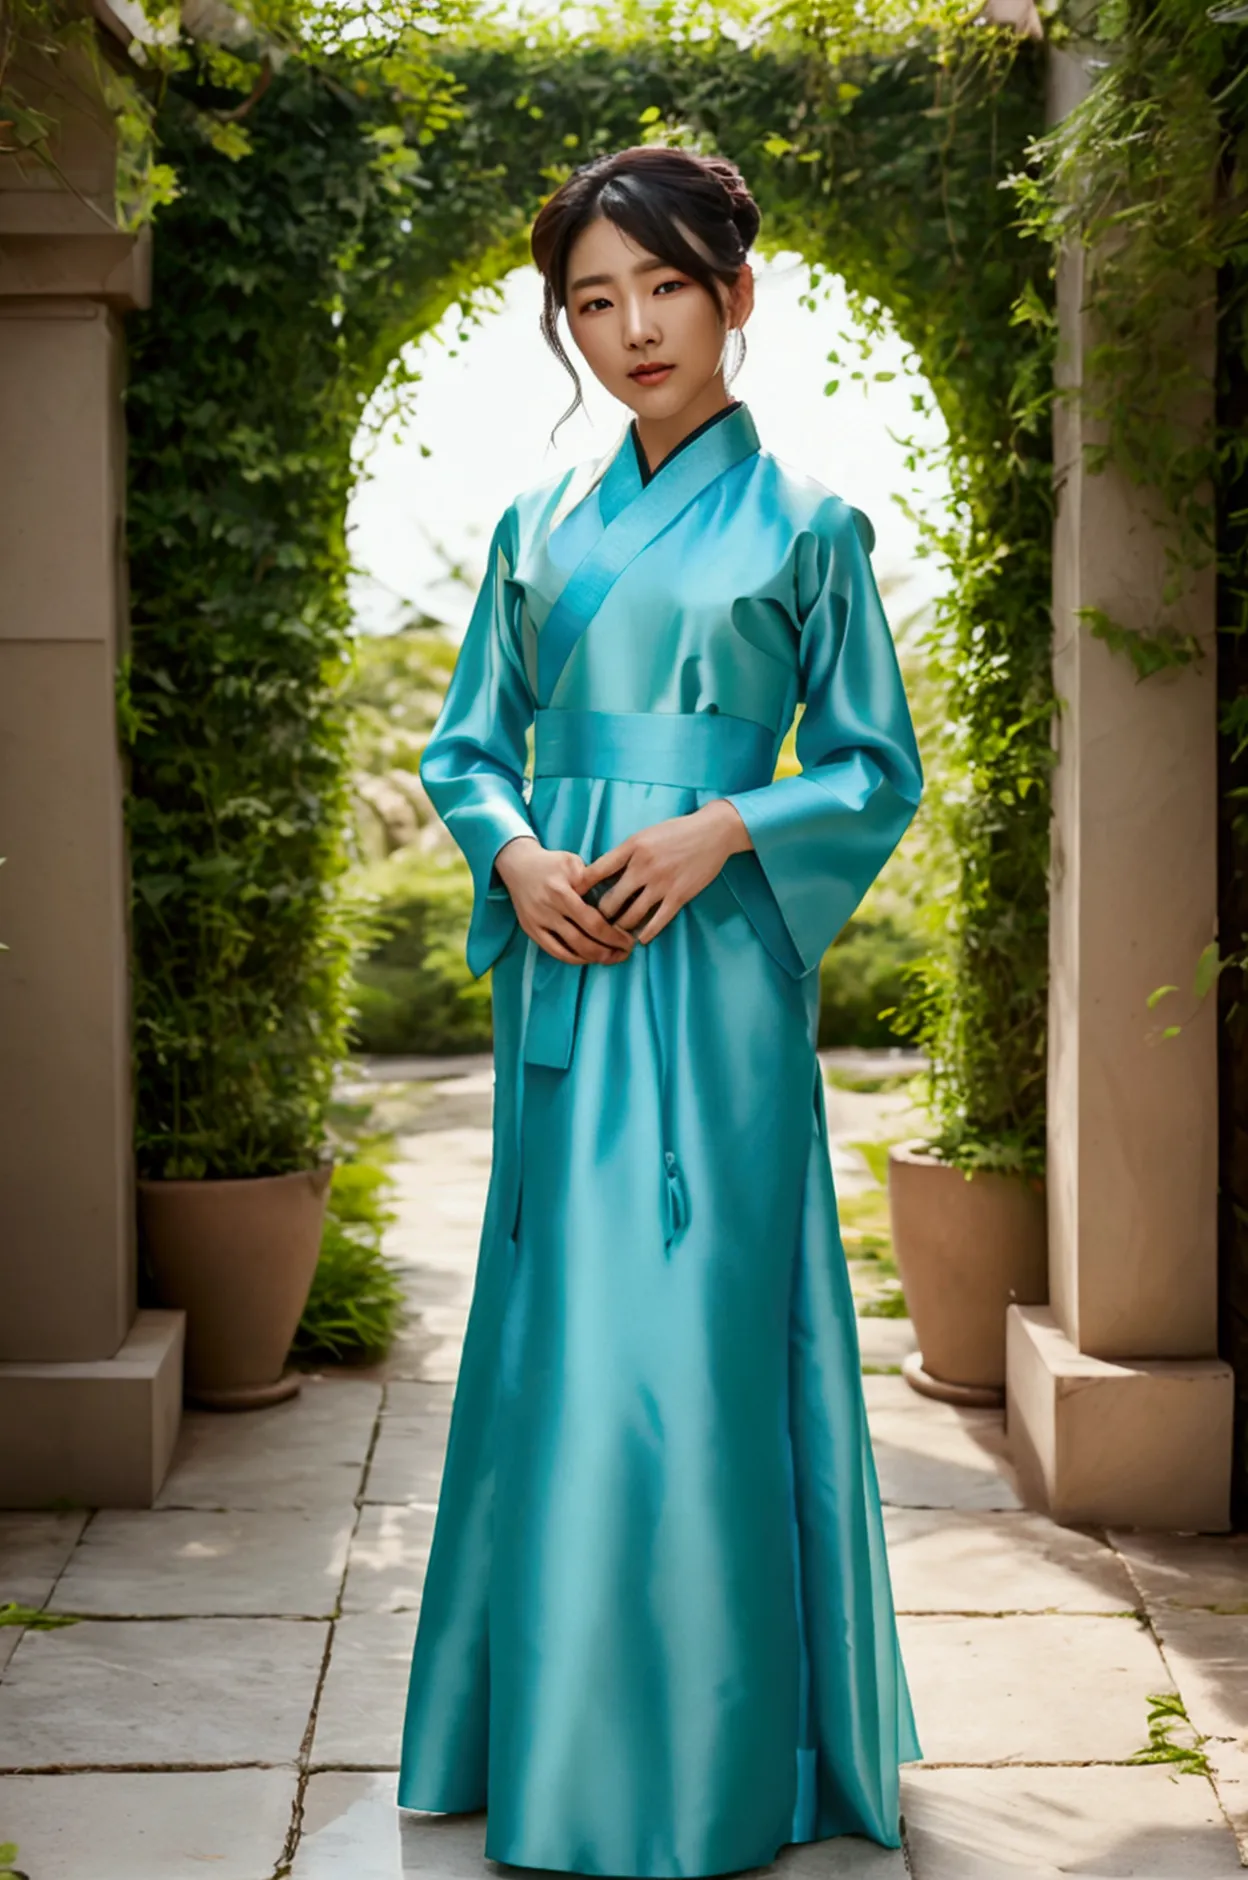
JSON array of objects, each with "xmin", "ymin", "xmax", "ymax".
[{"xmin": 493, "ymin": 799, "xmax": 752, "ymax": 965}]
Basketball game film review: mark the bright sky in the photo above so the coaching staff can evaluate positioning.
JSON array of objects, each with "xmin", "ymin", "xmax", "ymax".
[{"xmin": 345, "ymin": 250, "xmax": 953, "ymax": 639}]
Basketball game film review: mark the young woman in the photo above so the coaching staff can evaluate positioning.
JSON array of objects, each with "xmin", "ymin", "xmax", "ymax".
[{"xmin": 398, "ymin": 144, "xmax": 925, "ymax": 1876}]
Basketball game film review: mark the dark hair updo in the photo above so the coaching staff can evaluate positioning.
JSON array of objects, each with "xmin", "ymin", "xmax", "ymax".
[{"xmin": 529, "ymin": 144, "xmax": 761, "ymax": 431}]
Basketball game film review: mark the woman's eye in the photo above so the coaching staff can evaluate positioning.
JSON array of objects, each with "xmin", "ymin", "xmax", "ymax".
[
  {"xmin": 579, "ymin": 296, "xmax": 611, "ymax": 314},
  {"xmin": 655, "ymin": 279, "xmax": 686, "ymax": 296}
]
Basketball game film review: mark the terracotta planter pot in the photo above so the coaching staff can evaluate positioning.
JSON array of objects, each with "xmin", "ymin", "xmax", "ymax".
[
  {"xmin": 138, "ymin": 1166, "xmax": 332, "ymax": 1410},
  {"xmin": 887, "ymin": 1140, "xmax": 1047, "ymax": 1407}
]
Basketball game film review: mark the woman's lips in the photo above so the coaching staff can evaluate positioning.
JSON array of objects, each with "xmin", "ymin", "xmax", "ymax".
[{"xmin": 629, "ymin": 364, "xmax": 675, "ymax": 386}]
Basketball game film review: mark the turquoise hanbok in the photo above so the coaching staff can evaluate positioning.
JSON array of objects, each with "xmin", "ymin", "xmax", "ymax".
[{"xmin": 398, "ymin": 399, "xmax": 924, "ymax": 1876}]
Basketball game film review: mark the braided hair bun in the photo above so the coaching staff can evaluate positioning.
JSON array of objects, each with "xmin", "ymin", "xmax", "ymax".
[{"xmin": 697, "ymin": 152, "xmax": 762, "ymax": 257}]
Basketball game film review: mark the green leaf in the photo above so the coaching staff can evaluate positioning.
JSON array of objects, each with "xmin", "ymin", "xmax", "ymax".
[
  {"xmin": 1147, "ymin": 984, "xmax": 1178, "ymax": 1011},
  {"xmin": 1194, "ymin": 942, "xmax": 1222, "ymax": 1001},
  {"xmin": 134, "ymin": 874, "xmax": 182, "ymax": 908}
]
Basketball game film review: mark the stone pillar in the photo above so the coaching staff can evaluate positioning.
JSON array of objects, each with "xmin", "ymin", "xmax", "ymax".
[
  {"xmin": 1006, "ymin": 47, "xmax": 1234, "ymax": 1531},
  {"xmin": 0, "ymin": 33, "xmax": 183, "ymax": 1505}
]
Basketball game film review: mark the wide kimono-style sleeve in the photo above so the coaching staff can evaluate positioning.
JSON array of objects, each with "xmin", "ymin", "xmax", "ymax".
[
  {"xmin": 418, "ymin": 504, "xmax": 537, "ymax": 979},
  {"xmin": 718, "ymin": 499, "xmax": 923, "ymax": 978}
]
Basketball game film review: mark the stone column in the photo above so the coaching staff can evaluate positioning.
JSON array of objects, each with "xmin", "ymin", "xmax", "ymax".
[
  {"xmin": 0, "ymin": 33, "xmax": 184, "ymax": 1505},
  {"xmin": 1006, "ymin": 47, "xmax": 1234, "ymax": 1530}
]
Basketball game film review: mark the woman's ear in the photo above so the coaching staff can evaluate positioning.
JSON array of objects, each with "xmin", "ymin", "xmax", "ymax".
[{"xmin": 730, "ymin": 262, "xmax": 756, "ymax": 332}]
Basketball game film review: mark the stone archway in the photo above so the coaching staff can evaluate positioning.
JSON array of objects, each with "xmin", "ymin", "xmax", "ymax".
[{"xmin": 0, "ymin": 19, "xmax": 1230, "ymax": 1528}]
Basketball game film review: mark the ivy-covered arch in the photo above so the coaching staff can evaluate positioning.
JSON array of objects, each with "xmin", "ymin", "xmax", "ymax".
[{"xmin": 125, "ymin": 25, "xmax": 1051, "ymax": 1179}]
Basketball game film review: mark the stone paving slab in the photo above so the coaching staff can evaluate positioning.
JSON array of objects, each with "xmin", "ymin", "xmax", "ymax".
[
  {"xmin": 51, "ymin": 1508, "xmax": 353, "ymax": 1617},
  {"xmin": 0, "ymin": 1631, "xmax": 18, "ymax": 1679},
  {"xmin": 0, "ymin": 1768, "xmax": 298, "ymax": 1880},
  {"xmin": 349, "ymin": 1053, "xmax": 495, "ymax": 1083},
  {"xmin": 155, "ymin": 1377, "xmax": 381, "ymax": 1511},
  {"xmin": 884, "ymin": 1508, "xmax": 1138, "ymax": 1614},
  {"xmin": 0, "ymin": 1617, "xmax": 328, "ymax": 1767},
  {"xmin": 898, "ymin": 1613, "xmax": 1173, "ymax": 1763},
  {"xmin": 1204, "ymin": 1738, "xmax": 1248, "ymax": 1866},
  {"xmin": 311, "ymin": 1613, "xmax": 415, "ymax": 1767},
  {"xmin": 862, "ymin": 1378, "xmax": 1022, "ymax": 1512},
  {"xmin": 380, "ymin": 1141, "xmax": 482, "ymax": 1379},
  {"xmin": 342, "ymin": 1506, "xmax": 433, "ymax": 1614},
  {"xmin": 1110, "ymin": 1527, "xmax": 1248, "ymax": 1611},
  {"xmin": 380, "ymin": 1381, "xmax": 456, "ymax": 1419},
  {"xmin": 291, "ymin": 1774, "xmax": 907, "ymax": 1878},
  {"xmin": 0, "ymin": 1512, "xmax": 88, "ymax": 1609},
  {"xmin": 1146, "ymin": 1606, "xmax": 1248, "ymax": 1743},
  {"xmin": 363, "ymin": 1386, "xmax": 452, "ymax": 1505},
  {"xmin": 382, "ymin": 1323, "xmax": 464, "ymax": 1386},
  {"xmin": 856, "ymin": 1318, "xmax": 917, "ymax": 1369},
  {"xmin": 391, "ymin": 1131, "xmax": 492, "ymax": 1248},
  {"xmin": 901, "ymin": 1764, "xmax": 1244, "ymax": 1878}
]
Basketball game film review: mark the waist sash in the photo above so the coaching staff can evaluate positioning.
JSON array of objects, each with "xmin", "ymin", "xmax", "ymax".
[{"xmin": 532, "ymin": 708, "xmax": 775, "ymax": 793}]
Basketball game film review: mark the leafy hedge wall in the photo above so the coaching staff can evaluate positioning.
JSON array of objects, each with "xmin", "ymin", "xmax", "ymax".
[{"xmin": 123, "ymin": 24, "xmax": 1051, "ymax": 1178}]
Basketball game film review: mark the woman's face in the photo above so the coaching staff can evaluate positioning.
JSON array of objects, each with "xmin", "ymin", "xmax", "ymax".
[{"xmin": 563, "ymin": 213, "xmax": 753, "ymax": 424}]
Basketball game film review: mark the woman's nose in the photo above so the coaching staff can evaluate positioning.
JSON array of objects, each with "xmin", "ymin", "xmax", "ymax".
[{"xmin": 622, "ymin": 295, "xmax": 661, "ymax": 348}]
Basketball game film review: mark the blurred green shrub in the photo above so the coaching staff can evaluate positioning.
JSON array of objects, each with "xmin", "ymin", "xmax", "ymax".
[
  {"xmin": 350, "ymin": 850, "xmax": 493, "ymax": 1056},
  {"xmin": 291, "ymin": 1110, "xmax": 407, "ymax": 1365},
  {"xmin": 818, "ymin": 912, "xmax": 923, "ymax": 1050}
]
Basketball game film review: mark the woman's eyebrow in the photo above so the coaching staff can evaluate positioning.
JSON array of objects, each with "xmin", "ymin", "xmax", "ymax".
[{"xmin": 568, "ymin": 258, "xmax": 670, "ymax": 292}]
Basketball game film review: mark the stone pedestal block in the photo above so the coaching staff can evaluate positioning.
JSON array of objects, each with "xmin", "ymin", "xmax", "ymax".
[
  {"xmin": 1006, "ymin": 1306, "xmax": 1233, "ymax": 1533},
  {"xmin": 0, "ymin": 32, "xmax": 182, "ymax": 1508},
  {"xmin": 0, "ymin": 1312, "xmax": 185, "ymax": 1509}
]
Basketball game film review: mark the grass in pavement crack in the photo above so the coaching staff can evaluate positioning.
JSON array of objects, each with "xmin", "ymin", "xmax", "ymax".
[
  {"xmin": 1128, "ymin": 1691, "xmax": 1211, "ymax": 1776},
  {"xmin": 0, "ymin": 1604, "xmax": 79, "ymax": 1630}
]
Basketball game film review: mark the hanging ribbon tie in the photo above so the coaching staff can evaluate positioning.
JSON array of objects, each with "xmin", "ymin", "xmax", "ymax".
[{"xmin": 644, "ymin": 936, "xmax": 690, "ymax": 1257}]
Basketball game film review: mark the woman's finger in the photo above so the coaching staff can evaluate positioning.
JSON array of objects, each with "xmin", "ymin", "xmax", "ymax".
[
  {"xmin": 554, "ymin": 885, "xmax": 634, "ymax": 952},
  {"xmin": 534, "ymin": 928, "xmax": 584, "ymax": 964},
  {"xmin": 634, "ymin": 895, "xmax": 681, "ymax": 943},
  {"xmin": 582, "ymin": 839, "xmax": 634, "ymax": 889},
  {"xmin": 553, "ymin": 915, "xmax": 629, "ymax": 965},
  {"xmin": 597, "ymin": 864, "xmax": 648, "ymax": 924},
  {"xmin": 613, "ymin": 882, "xmax": 667, "ymax": 933}
]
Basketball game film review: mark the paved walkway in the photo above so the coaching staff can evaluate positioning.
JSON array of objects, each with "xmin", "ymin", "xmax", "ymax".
[{"xmin": 1, "ymin": 1060, "xmax": 1246, "ymax": 1877}]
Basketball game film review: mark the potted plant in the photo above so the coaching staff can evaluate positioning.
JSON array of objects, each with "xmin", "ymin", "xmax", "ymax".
[
  {"xmin": 888, "ymin": 1140, "xmax": 1047, "ymax": 1405},
  {"xmin": 886, "ymin": 717, "xmax": 1053, "ymax": 1405},
  {"xmin": 126, "ymin": 670, "xmax": 354, "ymax": 1410},
  {"xmin": 139, "ymin": 1162, "xmax": 333, "ymax": 1409},
  {"xmin": 133, "ymin": 985, "xmax": 340, "ymax": 1407}
]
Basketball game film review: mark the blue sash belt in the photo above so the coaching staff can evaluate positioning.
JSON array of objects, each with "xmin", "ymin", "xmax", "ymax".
[{"xmin": 532, "ymin": 708, "xmax": 775, "ymax": 794}]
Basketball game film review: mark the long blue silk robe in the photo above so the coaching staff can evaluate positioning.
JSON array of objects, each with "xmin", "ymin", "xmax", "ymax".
[{"xmin": 398, "ymin": 400, "xmax": 925, "ymax": 1876}]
